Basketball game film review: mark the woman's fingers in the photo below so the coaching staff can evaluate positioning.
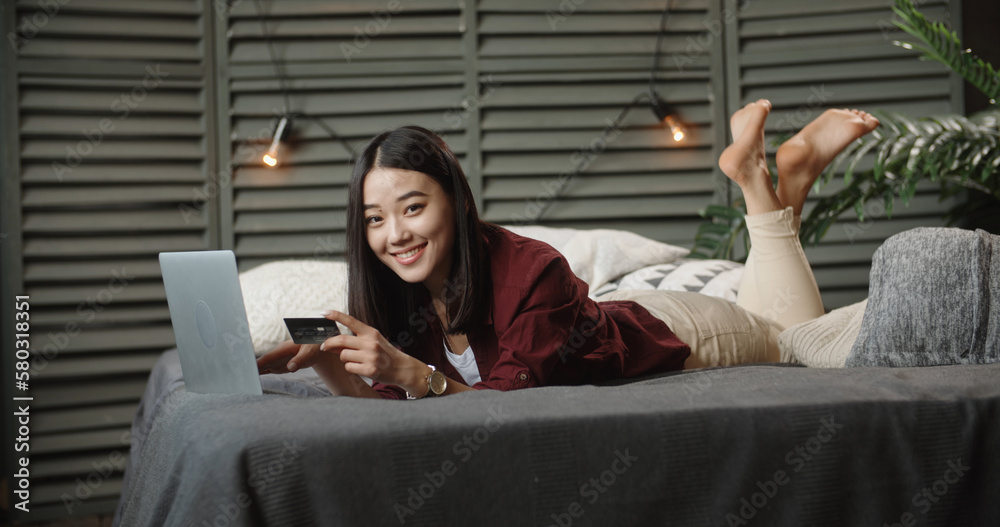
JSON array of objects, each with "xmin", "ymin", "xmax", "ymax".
[
  {"xmin": 256, "ymin": 340, "xmax": 297, "ymax": 373},
  {"xmin": 320, "ymin": 333, "xmax": 366, "ymax": 352},
  {"xmin": 322, "ymin": 309, "xmax": 372, "ymax": 336},
  {"xmin": 338, "ymin": 346, "xmax": 395, "ymax": 378},
  {"xmin": 286, "ymin": 343, "xmax": 321, "ymax": 372},
  {"xmin": 256, "ymin": 340, "xmax": 320, "ymax": 374}
]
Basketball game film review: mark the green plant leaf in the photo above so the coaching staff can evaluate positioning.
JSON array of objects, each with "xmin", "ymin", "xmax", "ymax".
[
  {"xmin": 844, "ymin": 135, "xmax": 882, "ymax": 186},
  {"xmin": 892, "ymin": 0, "xmax": 1000, "ymax": 100},
  {"xmin": 697, "ymin": 223, "xmax": 736, "ymax": 236},
  {"xmin": 702, "ymin": 204, "xmax": 745, "ymax": 221},
  {"xmin": 873, "ymin": 137, "xmax": 899, "ymax": 181},
  {"xmin": 696, "ymin": 237, "xmax": 721, "ymax": 251}
]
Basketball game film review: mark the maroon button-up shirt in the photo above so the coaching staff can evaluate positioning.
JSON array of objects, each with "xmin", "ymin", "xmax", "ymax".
[{"xmin": 372, "ymin": 227, "xmax": 691, "ymax": 399}]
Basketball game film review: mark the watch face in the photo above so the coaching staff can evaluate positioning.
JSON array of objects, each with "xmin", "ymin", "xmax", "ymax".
[{"xmin": 429, "ymin": 370, "xmax": 447, "ymax": 395}]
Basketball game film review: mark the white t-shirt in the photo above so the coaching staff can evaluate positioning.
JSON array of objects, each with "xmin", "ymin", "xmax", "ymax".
[{"xmin": 444, "ymin": 342, "xmax": 482, "ymax": 386}]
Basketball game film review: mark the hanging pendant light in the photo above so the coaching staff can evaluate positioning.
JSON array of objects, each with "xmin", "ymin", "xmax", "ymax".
[
  {"xmin": 263, "ymin": 115, "xmax": 291, "ymax": 167},
  {"xmin": 651, "ymin": 94, "xmax": 686, "ymax": 142}
]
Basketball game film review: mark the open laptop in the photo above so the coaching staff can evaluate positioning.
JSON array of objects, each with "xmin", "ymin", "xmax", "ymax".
[{"xmin": 159, "ymin": 250, "xmax": 263, "ymax": 395}]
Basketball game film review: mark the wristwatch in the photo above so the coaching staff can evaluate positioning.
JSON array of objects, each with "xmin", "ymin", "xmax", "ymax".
[{"xmin": 418, "ymin": 364, "xmax": 447, "ymax": 398}]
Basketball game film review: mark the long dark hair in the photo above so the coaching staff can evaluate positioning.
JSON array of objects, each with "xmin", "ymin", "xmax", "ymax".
[{"xmin": 346, "ymin": 126, "xmax": 495, "ymax": 347}]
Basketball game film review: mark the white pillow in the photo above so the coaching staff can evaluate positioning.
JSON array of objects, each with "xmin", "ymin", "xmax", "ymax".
[
  {"xmin": 502, "ymin": 225, "xmax": 689, "ymax": 292},
  {"xmin": 239, "ymin": 259, "xmax": 349, "ymax": 357},
  {"xmin": 777, "ymin": 299, "xmax": 868, "ymax": 367}
]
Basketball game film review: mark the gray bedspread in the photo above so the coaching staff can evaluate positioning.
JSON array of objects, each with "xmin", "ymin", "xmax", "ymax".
[{"xmin": 114, "ymin": 349, "xmax": 1000, "ymax": 527}]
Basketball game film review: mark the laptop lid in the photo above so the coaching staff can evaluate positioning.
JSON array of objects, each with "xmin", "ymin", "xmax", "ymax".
[{"xmin": 159, "ymin": 250, "xmax": 263, "ymax": 395}]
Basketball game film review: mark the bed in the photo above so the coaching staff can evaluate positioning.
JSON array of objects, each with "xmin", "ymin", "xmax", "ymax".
[{"xmin": 113, "ymin": 225, "xmax": 1000, "ymax": 526}]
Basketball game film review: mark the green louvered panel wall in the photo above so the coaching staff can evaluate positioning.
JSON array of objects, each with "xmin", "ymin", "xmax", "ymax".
[
  {"xmin": 478, "ymin": 0, "xmax": 729, "ymax": 246},
  {"xmin": 0, "ymin": 0, "xmax": 976, "ymax": 522},
  {"xmin": 9, "ymin": 0, "xmax": 213, "ymax": 520},
  {"xmin": 729, "ymin": 0, "xmax": 965, "ymax": 308},
  {"xmin": 226, "ymin": 0, "xmax": 474, "ymax": 271}
]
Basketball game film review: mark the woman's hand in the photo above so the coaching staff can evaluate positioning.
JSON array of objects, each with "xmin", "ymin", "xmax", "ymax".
[
  {"xmin": 256, "ymin": 339, "xmax": 322, "ymax": 375},
  {"xmin": 316, "ymin": 310, "xmax": 429, "ymax": 394},
  {"xmin": 255, "ymin": 310, "xmax": 430, "ymax": 396}
]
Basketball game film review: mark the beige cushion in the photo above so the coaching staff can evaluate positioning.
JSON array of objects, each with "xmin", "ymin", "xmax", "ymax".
[
  {"xmin": 777, "ymin": 299, "xmax": 868, "ymax": 368},
  {"xmin": 239, "ymin": 260, "xmax": 349, "ymax": 357}
]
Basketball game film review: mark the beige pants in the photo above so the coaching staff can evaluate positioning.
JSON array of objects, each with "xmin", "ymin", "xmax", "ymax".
[{"xmin": 599, "ymin": 207, "xmax": 825, "ymax": 369}]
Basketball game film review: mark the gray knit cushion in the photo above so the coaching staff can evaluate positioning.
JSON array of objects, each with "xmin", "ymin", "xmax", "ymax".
[{"xmin": 845, "ymin": 227, "xmax": 1000, "ymax": 367}]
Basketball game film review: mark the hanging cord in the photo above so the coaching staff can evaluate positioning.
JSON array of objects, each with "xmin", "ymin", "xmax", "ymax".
[
  {"xmin": 527, "ymin": 92, "xmax": 652, "ymax": 223},
  {"xmin": 649, "ymin": 0, "xmax": 673, "ymax": 101},
  {"xmin": 252, "ymin": 0, "xmax": 355, "ymax": 161},
  {"xmin": 527, "ymin": 0, "xmax": 673, "ymax": 224},
  {"xmin": 253, "ymin": 0, "xmax": 292, "ymax": 114},
  {"xmin": 299, "ymin": 114, "xmax": 358, "ymax": 159}
]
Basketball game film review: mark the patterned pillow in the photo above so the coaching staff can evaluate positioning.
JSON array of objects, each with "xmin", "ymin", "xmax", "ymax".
[{"xmin": 591, "ymin": 258, "xmax": 744, "ymax": 303}]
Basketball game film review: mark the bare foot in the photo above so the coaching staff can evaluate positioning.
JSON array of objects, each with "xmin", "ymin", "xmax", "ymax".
[
  {"xmin": 775, "ymin": 109, "xmax": 880, "ymax": 213},
  {"xmin": 719, "ymin": 99, "xmax": 783, "ymax": 215},
  {"xmin": 729, "ymin": 99, "xmax": 769, "ymax": 143},
  {"xmin": 719, "ymin": 99, "xmax": 771, "ymax": 187}
]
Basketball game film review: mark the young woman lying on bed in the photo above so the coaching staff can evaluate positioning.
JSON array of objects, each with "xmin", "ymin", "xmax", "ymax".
[{"xmin": 255, "ymin": 100, "xmax": 881, "ymax": 399}]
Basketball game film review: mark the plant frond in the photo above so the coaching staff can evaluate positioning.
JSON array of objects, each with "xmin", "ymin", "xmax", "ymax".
[{"xmin": 893, "ymin": 0, "xmax": 1000, "ymax": 101}]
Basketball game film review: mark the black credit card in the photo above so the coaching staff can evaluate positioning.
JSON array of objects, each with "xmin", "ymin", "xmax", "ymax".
[{"xmin": 283, "ymin": 317, "xmax": 342, "ymax": 345}]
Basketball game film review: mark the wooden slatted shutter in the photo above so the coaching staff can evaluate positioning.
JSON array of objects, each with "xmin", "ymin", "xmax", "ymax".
[
  {"xmin": 478, "ymin": 0, "xmax": 731, "ymax": 246},
  {"xmin": 729, "ymin": 0, "xmax": 965, "ymax": 308},
  {"xmin": 225, "ymin": 0, "xmax": 472, "ymax": 270},
  {"xmin": 3, "ymin": 0, "xmax": 216, "ymax": 520},
  {"xmin": 0, "ymin": 0, "xmax": 974, "ymax": 522}
]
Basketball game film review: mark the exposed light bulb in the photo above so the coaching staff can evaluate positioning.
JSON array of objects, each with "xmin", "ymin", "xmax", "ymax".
[
  {"xmin": 651, "ymin": 94, "xmax": 687, "ymax": 143},
  {"xmin": 663, "ymin": 114, "xmax": 686, "ymax": 142},
  {"xmin": 262, "ymin": 115, "xmax": 290, "ymax": 167}
]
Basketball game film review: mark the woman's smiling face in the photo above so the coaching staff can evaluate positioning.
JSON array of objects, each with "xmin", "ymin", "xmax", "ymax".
[{"xmin": 362, "ymin": 166, "xmax": 456, "ymax": 292}]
